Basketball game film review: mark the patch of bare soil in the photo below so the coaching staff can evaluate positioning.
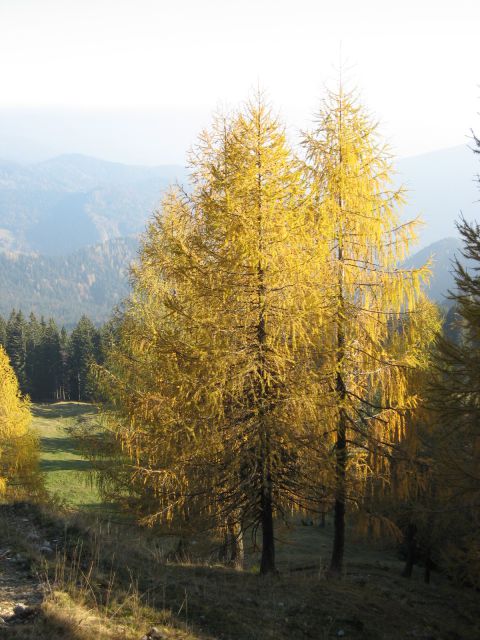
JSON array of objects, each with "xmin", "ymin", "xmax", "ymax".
[{"xmin": 0, "ymin": 504, "xmax": 52, "ymax": 628}]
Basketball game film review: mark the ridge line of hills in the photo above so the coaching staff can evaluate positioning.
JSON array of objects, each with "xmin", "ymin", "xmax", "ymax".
[
  {"xmin": 0, "ymin": 147, "xmax": 478, "ymax": 325},
  {"xmin": 0, "ymin": 153, "xmax": 188, "ymax": 255}
]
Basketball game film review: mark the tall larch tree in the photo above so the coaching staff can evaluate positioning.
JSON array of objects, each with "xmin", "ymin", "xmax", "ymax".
[
  {"xmin": 361, "ymin": 299, "xmax": 441, "ymax": 581},
  {"xmin": 186, "ymin": 97, "xmax": 319, "ymax": 573},
  {"xmin": 302, "ymin": 85, "xmax": 430, "ymax": 575},
  {"xmin": 98, "ymin": 96, "xmax": 319, "ymax": 574}
]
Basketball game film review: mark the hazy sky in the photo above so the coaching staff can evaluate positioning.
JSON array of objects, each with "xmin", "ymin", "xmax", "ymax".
[{"xmin": 0, "ymin": 0, "xmax": 479, "ymax": 165}]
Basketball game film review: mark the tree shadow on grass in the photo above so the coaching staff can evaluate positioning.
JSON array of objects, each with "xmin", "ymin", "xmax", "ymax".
[
  {"xmin": 40, "ymin": 459, "xmax": 93, "ymax": 472},
  {"xmin": 32, "ymin": 402, "xmax": 97, "ymax": 421},
  {"xmin": 40, "ymin": 436, "xmax": 82, "ymax": 456}
]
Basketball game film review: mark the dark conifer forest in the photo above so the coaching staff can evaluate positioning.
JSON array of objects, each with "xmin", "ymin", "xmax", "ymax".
[{"xmin": 0, "ymin": 310, "xmax": 112, "ymax": 401}]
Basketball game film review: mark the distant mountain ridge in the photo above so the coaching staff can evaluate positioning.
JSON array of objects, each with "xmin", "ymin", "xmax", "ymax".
[
  {"xmin": 0, "ymin": 154, "xmax": 187, "ymax": 255},
  {"xmin": 1, "ymin": 145, "xmax": 478, "ymax": 255},
  {"xmin": 403, "ymin": 237, "xmax": 464, "ymax": 305},
  {"xmin": 397, "ymin": 144, "xmax": 479, "ymax": 248},
  {"xmin": 0, "ymin": 146, "xmax": 478, "ymax": 325}
]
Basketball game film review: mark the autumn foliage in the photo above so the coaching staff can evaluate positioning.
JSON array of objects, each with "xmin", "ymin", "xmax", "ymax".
[
  {"xmin": 94, "ymin": 86, "xmax": 437, "ymax": 575},
  {"xmin": 0, "ymin": 345, "xmax": 39, "ymax": 497}
]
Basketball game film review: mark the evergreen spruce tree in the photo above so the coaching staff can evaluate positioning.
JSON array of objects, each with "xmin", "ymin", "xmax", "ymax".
[
  {"xmin": 429, "ymin": 215, "xmax": 480, "ymax": 584},
  {"xmin": 25, "ymin": 313, "xmax": 42, "ymax": 399},
  {"xmin": 34, "ymin": 319, "xmax": 63, "ymax": 401},
  {"xmin": 6, "ymin": 310, "xmax": 27, "ymax": 392},
  {"xmin": 0, "ymin": 315, "xmax": 6, "ymax": 348},
  {"xmin": 68, "ymin": 316, "xmax": 97, "ymax": 401},
  {"xmin": 59, "ymin": 326, "xmax": 69, "ymax": 400}
]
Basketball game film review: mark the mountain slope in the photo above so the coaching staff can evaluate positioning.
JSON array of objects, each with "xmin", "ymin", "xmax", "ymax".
[
  {"xmin": 0, "ymin": 147, "xmax": 478, "ymax": 324},
  {"xmin": 0, "ymin": 235, "xmax": 468, "ymax": 328},
  {"xmin": 0, "ymin": 237, "xmax": 138, "ymax": 327},
  {"xmin": 1, "ymin": 145, "xmax": 479, "ymax": 255},
  {"xmin": 403, "ymin": 237, "xmax": 464, "ymax": 305},
  {"xmin": 397, "ymin": 144, "xmax": 479, "ymax": 248},
  {"xmin": 0, "ymin": 154, "xmax": 187, "ymax": 255}
]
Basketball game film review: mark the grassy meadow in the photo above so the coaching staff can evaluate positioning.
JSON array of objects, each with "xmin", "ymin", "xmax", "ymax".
[{"xmin": 32, "ymin": 402, "xmax": 102, "ymax": 508}]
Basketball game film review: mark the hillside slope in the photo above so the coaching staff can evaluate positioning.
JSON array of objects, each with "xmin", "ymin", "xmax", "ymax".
[
  {"xmin": 0, "ymin": 154, "xmax": 187, "ymax": 255},
  {"xmin": 404, "ymin": 236, "xmax": 464, "ymax": 305},
  {"xmin": 0, "ymin": 237, "xmax": 138, "ymax": 326},
  {"xmin": 0, "ymin": 146, "xmax": 478, "ymax": 323},
  {"xmin": 0, "ymin": 236, "xmax": 468, "ymax": 326},
  {"xmin": 397, "ymin": 144, "xmax": 479, "ymax": 247},
  {"xmin": 1, "ymin": 146, "xmax": 479, "ymax": 255}
]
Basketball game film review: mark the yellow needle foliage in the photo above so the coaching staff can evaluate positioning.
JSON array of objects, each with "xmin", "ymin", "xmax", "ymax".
[
  {"xmin": 99, "ymin": 95, "xmax": 321, "ymax": 573},
  {"xmin": 0, "ymin": 345, "xmax": 39, "ymax": 497},
  {"xmin": 97, "ymin": 87, "xmax": 432, "ymax": 576},
  {"xmin": 302, "ymin": 85, "xmax": 431, "ymax": 573}
]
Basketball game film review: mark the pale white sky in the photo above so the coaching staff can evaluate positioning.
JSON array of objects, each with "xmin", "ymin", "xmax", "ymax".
[{"xmin": 0, "ymin": 0, "xmax": 479, "ymax": 164}]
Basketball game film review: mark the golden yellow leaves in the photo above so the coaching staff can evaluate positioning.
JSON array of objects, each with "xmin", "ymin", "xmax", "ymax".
[
  {"xmin": 0, "ymin": 346, "xmax": 38, "ymax": 496},
  {"xmin": 96, "ymin": 87, "xmax": 434, "ymax": 556}
]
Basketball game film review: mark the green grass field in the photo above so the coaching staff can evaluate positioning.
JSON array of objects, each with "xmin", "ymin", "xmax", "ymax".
[{"xmin": 32, "ymin": 402, "xmax": 102, "ymax": 508}]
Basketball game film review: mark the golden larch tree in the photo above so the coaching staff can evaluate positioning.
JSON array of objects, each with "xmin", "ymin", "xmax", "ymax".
[
  {"xmin": 302, "ymin": 85, "xmax": 430, "ymax": 575},
  {"xmin": 97, "ymin": 95, "xmax": 320, "ymax": 574}
]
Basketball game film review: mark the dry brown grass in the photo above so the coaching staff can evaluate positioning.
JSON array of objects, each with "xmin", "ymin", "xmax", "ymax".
[
  {"xmin": 1, "ymin": 502, "xmax": 479, "ymax": 640},
  {"xmin": 0, "ymin": 590, "xmax": 206, "ymax": 640}
]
